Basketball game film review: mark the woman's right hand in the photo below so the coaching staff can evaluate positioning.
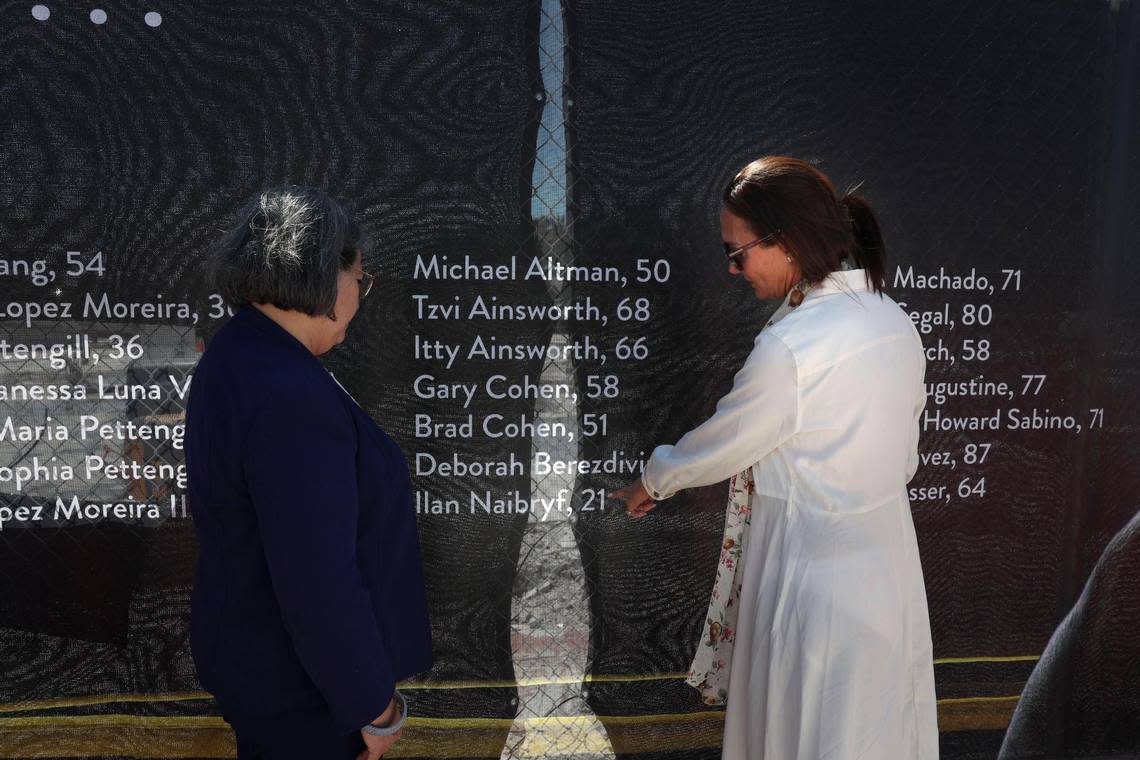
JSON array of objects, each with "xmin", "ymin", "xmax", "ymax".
[
  {"xmin": 612, "ymin": 479, "xmax": 658, "ymax": 518},
  {"xmin": 358, "ymin": 729, "xmax": 401, "ymax": 760},
  {"xmin": 357, "ymin": 697, "xmax": 402, "ymax": 760}
]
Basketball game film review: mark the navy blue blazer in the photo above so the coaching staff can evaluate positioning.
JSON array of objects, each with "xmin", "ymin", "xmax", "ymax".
[{"xmin": 186, "ymin": 306, "xmax": 432, "ymax": 734}]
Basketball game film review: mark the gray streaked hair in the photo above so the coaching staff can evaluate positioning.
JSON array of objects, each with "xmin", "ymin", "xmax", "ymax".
[{"xmin": 213, "ymin": 186, "xmax": 364, "ymax": 316}]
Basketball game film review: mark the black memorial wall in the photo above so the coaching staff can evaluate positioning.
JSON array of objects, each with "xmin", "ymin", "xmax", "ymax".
[{"xmin": 1, "ymin": 1, "xmax": 1137, "ymax": 758}]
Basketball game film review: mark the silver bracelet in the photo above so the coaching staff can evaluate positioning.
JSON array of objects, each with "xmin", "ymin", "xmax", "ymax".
[{"xmin": 362, "ymin": 690, "xmax": 407, "ymax": 737}]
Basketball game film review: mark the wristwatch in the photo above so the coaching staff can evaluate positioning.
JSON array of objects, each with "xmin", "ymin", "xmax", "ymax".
[{"xmin": 362, "ymin": 690, "xmax": 407, "ymax": 737}]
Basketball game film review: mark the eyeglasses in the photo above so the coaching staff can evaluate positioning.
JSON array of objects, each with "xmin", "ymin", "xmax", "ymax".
[
  {"xmin": 359, "ymin": 270, "xmax": 375, "ymax": 298},
  {"xmin": 724, "ymin": 231, "xmax": 779, "ymax": 269}
]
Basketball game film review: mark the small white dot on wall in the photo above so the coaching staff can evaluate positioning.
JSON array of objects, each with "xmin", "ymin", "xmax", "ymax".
[
  {"xmin": 144, "ymin": 11, "xmax": 161, "ymax": 27},
  {"xmin": 32, "ymin": 4, "xmax": 50, "ymax": 21},
  {"xmin": 90, "ymin": 8, "xmax": 107, "ymax": 24}
]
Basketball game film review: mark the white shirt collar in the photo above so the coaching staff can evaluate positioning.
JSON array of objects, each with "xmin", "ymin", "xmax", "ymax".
[{"xmin": 808, "ymin": 268, "xmax": 869, "ymax": 299}]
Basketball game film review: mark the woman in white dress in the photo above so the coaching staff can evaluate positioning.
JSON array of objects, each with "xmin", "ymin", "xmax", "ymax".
[{"xmin": 615, "ymin": 157, "xmax": 939, "ymax": 759}]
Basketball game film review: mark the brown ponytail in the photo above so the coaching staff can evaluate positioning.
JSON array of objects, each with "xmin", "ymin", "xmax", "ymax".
[
  {"xmin": 839, "ymin": 193, "xmax": 886, "ymax": 293},
  {"xmin": 724, "ymin": 157, "xmax": 887, "ymax": 295}
]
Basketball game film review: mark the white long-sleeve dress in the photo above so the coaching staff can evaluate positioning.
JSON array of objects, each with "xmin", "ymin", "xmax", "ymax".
[{"xmin": 643, "ymin": 269, "xmax": 939, "ymax": 760}]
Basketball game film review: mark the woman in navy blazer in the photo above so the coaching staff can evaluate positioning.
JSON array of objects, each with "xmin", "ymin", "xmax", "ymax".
[{"xmin": 186, "ymin": 187, "xmax": 432, "ymax": 759}]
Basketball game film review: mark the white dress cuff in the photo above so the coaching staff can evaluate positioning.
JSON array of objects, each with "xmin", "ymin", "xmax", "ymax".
[{"xmin": 642, "ymin": 450, "xmax": 676, "ymax": 501}]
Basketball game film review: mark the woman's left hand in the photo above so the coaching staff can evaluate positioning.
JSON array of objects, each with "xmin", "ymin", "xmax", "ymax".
[{"xmin": 612, "ymin": 480, "xmax": 657, "ymax": 518}]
